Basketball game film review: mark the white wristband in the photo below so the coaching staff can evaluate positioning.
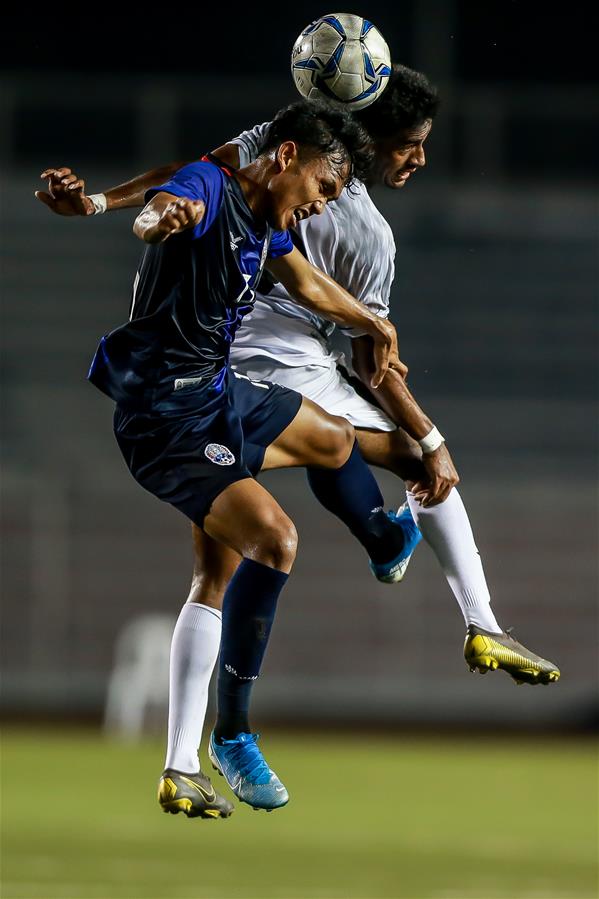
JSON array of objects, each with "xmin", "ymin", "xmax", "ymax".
[
  {"xmin": 418, "ymin": 426, "xmax": 445, "ymax": 454},
  {"xmin": 88, "ymin": 193, "xmax": 107, "ymax": 215}
]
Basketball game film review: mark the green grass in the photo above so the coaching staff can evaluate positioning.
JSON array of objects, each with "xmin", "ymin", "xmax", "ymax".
[{"xmin": 1, "ymin": 729, "xmax": 597, "ymax": 899}]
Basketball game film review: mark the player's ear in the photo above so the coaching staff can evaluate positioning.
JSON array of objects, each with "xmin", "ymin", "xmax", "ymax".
[{"xmin": 275, "ymin": 141, "xmax": 299, "ymax": 172}]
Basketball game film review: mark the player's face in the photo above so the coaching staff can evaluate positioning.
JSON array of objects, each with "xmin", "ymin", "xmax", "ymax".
[
  {"xmin": 372, "ymin": 119, "xmax": 432, "ymax": 189},
  {"xmin": 268, "ymin": 143, "xmax": 347, "ymax": 230}
]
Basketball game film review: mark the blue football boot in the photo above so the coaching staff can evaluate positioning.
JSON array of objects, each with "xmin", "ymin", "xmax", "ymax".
[
  {"xmin": 208, "ymin": 731, "xmax": 289, "ymax": 811},
  {"xmin": 368, "ymin": 502, "xmax": 422, "ymax": 584}
]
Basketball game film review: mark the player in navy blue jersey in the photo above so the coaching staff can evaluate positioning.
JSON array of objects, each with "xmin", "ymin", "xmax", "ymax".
[{"xmin": 52, "ymin": 99, "xmax": 421, "ymax": 816}]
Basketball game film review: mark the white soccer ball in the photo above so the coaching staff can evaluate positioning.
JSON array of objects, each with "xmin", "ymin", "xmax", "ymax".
[{"xmin": 291, "ymin": 13, "xmax": 391, "ymax": 111}]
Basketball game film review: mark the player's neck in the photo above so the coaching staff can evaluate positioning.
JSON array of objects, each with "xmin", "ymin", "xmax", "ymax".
[{"xmin": 235, "ymin": 161, "xmax": 271, "ymax": 225}]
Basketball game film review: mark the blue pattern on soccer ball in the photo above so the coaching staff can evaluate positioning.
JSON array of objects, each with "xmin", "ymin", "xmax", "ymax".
[
  {"xmin": 363, "ymin": 48, "xmax": 376, "ymax": 80},
  {"xmin": 361, "ymin": 19, "xmax": 374, "ymax": 37},
  {"xmin": 321, "ymin": 42, "xmax": 345, "ymax": 78},
  {"xmin": 291, "ymin": 13, "xmax": 391, "ymax": 110},
  {"xmin": 319, "ymin": 15, "xmax": 346, "ymax": 37}
]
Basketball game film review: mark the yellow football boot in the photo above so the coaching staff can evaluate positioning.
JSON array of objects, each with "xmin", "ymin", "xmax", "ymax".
[
  {"xmin": 158, "ymin": 769, "xmax": 234, "ymax": 819},
  {"xmin": 464, "ymin": 625, "xmax": 560, "ymax": 685}
]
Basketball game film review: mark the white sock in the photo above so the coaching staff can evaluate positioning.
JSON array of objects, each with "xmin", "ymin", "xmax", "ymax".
[
  {"xmin": 406, "ymin": 488, "xmax": 502, "ymax": 633},
  {"xmin": 164, "ymin": 602, "xmax": 222, "ymax": 773}
]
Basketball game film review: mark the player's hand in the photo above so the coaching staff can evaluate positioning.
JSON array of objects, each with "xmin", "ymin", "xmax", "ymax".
[
  {"xmin": 145, "ymin": 198, "xmax": 205, "ymax": 243},
  {"xmin": 410, "ymin": 443, "xmax": 460, "ymax": 507},
  {"xmin": 369, "ymin": 318, "xmax": 408, "ymax": 388},
  {"xmin": 35, "ymin": 167, "xmax": 95, "ymax": 216}
]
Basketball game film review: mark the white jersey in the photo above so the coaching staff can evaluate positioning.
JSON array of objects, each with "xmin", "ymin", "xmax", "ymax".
[{"xmin": 230, "ymin": 122, "xmax": 396, "ymax": 369}]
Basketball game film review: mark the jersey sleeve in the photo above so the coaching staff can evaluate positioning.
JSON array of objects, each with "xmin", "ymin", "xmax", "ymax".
[
  {"xmin": 267, "ymin": 229, "xmax": 294, "ymax": 259},
  {"xmin": 229, "ymin": 122, "xmax": 272, "ymax": 166},
  {"xmin": 144, "ymin": 161, "xmax": 225, "ymax": 239}
]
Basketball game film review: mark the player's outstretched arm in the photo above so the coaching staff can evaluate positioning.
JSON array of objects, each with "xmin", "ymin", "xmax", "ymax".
[
  {"xmin": 352, "ymin": 334, "xmax": 460, "ymax": 505},
  {"xmin": 35, "ymin": 162, "xmax": 189, "ymax": 216},
  {"xmin": 133, "ymin": 192, "xmax": 205, "ymax": 244},
  {"xmin": 267, "ymin": 247, "xmax": 406, "ymax": 388}
]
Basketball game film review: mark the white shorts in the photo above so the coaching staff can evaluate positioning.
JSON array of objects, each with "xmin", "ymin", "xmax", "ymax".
[{"xmin": 233, "ymin": 359, "xmax": 396, "ymax": 432}]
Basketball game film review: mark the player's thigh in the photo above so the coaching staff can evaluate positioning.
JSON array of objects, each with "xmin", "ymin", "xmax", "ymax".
[
  {"xmin": 356, "ymin": 427, "xmax": 425, "ymax": 482},
  {"xmin": 188, "ymin": 525, "xmax": 242, "ymax": 608},
  {"xmin": 262, "ymin": 396, "xmax": 354, "ymax": 470},
  {"xmin": 203, "ymin": 478, "xmax": 298, "ymax": 573}
]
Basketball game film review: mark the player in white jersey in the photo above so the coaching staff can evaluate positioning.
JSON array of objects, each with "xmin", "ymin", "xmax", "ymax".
[
  {"xmin": 37, "ymin": 65, "xmax": 560, "ymax": 811},
  {"xmin": 229, "ymin": 123, "xmax": 397, "ymax": 436}
]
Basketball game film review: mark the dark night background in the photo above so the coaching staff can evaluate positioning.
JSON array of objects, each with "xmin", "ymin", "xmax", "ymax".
[{"xmin": 3, "ymin": 3, "xmax": 598, "ymax": 81}]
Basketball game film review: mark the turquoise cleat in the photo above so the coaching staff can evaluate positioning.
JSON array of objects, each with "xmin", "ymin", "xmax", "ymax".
[
  {"xmin": 368, "ymin": 502, "xmax": 422, "ymax": 584},
  {"xmin": 208, "ymin": 731, "xmax": 289, "ymax": 811}
]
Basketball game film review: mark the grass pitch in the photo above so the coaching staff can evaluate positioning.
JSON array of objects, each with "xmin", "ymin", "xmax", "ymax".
[{"xmin": 1, "ymin": 728, "xmax": 597, "ymax": 899}]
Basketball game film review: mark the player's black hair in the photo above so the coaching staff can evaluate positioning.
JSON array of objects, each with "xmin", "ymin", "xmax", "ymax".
[
  {"xmin": 261, "ymin": 98, "xmax": 373, "ymax": 187},
  {"xmin": 356, "ymin": 64, "xmax": 440, "ymax": 141}
]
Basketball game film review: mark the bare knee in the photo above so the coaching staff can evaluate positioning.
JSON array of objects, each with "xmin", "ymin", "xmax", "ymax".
[
  {"xmin": 333, "ymin": 416, "xmax": 355, "ymax": 467},
  {"xmin": 314, "ymin": 414, "xmax": 354, "ymax": 469},
  {"xmin": 250, "ymin": 510, "xmax": 298, "ymax": 572}
]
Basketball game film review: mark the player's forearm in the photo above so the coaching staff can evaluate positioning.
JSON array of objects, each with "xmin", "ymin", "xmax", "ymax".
[
  {"xmin": 267, "ymin": 252, "xmax": 400, "ymax": 386},
  {"xmin": 353, "ymin": 337, "xmax": 433, "ymax": 440},
  {"xmin": 103, "ymin": 162, "xmax": 189, "ymax": 210},
  {"xmin": 374, "ymin": 370, "xmax": 434, "ymax": 440},
  {"xmin": 285, "ymin": 265, "xmax": 384, "ymax": 337}
]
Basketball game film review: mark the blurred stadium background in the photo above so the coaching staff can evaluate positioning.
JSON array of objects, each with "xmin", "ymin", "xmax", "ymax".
[{"xmin": 1, "ymin": 2, "xmax": 597, "ymax": 897}]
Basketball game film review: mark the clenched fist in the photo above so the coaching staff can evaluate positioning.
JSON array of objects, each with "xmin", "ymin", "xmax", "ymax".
[{"xmin": 140, "ymin": 197, "xmax": 206, "ymax": 244}]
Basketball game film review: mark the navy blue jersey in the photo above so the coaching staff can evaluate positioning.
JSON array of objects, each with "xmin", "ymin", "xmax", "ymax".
[{"xmin": 88, "ymin": 160, "xmax": 293, "ymax": 409}]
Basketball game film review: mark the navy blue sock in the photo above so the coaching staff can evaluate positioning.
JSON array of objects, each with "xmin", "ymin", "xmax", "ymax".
[
  {"xmin": 215, "ymin": 558, "xmax": 288, "ymax": 741},
  {"xmin": 307, "ymin": 440, "xmax": 405, "ymax": 563}
]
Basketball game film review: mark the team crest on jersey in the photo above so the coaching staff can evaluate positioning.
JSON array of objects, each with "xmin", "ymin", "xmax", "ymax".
[{"xmin": 204, "ymin": 443, "xmax": 236, "ymax": 466}]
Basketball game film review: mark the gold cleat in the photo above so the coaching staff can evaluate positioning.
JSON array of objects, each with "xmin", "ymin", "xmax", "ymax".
[
  {"xmin": 464, "ymin": 625, "xmax": 560, "ymax": 686},
  {"xmin": 158, "ymin": 769, "xmax": 234, "ymax": 819}
]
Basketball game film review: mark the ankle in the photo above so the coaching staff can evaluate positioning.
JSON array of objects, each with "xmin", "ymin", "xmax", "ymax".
[{"xmin": 214, "ymin": 720, "xmax": 251, "ymax": 742}]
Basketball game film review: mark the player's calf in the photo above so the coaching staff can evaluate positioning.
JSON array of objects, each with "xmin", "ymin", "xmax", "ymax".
[{"xmin": 357, "ymin": 426, "xmax": 424, "ymax": 481}]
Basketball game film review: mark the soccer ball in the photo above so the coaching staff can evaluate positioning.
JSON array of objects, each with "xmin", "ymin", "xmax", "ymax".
[{"xmin": 291, "ymin": 13, "xmax": 391, "ymax": 111}]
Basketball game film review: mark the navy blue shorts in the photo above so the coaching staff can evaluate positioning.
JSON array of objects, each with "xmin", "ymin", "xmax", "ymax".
[{"xmin": 113, "ymin": 369, "xmax": 303, "ymax": 527}]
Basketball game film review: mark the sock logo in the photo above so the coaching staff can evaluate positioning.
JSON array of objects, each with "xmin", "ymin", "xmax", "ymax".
[
  {"xmin": 224, "ymin": 663, "xmax": 258, "ymax": 681},
  {"xmin": 204, "ymin": 443, "xmax": 235, "ymax": 466}
]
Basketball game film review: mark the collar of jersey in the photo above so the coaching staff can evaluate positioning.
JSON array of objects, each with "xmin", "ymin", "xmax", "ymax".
[{"xmin": 201, "ymin": 154, "xmax": 269, "ymax": 241}]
